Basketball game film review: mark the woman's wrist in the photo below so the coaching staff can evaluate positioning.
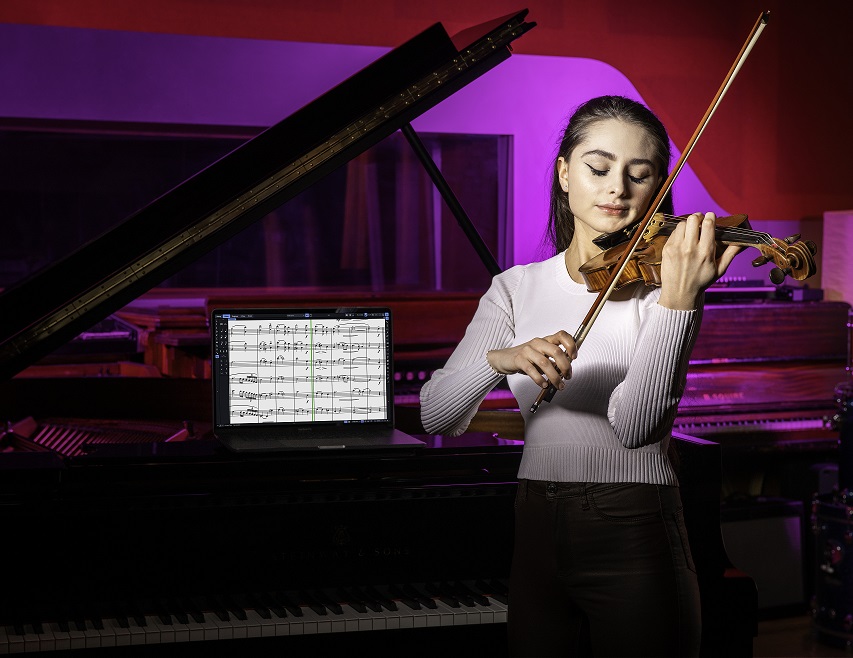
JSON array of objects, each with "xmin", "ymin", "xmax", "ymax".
[{"xmin": 486, "ymin": 350, "xmax": 507, "ymax": 377}]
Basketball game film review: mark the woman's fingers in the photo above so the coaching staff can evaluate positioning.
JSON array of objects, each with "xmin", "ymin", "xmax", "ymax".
[{"xmin": 491, "ymin": 332, "xmax": 577, "ymax": 389}]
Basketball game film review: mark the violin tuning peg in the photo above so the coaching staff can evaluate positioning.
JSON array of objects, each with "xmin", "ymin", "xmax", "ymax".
[
  {"xmin": 769, "ymin": 267, "xmax": 789, "ymax": 285},
  {"xmin": 784, "ymin": 234, "xmax": 801, "ymax": 244},
  {"xmin": 752, "ymin": 255, "xmax": 770, "ymax": 267}
]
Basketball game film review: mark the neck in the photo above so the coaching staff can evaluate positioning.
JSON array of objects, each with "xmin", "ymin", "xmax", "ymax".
[{"xmin": 565, "ymin": 242, "xmax": 597, "ymax": 284}]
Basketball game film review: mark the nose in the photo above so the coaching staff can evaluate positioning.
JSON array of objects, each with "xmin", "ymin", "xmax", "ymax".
[{"xmin": 609, "ymin": 174, "xmax": 627, "ymax": 197}]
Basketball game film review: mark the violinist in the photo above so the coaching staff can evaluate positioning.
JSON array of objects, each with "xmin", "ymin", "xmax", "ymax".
[{"xmin": 419, "ymin": 95, "xmax": 743, "ymax": 657}]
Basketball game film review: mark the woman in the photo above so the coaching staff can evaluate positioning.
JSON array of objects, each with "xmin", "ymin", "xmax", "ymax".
[{"xmin": 419, "ymin": 95, "xmax": 742, "ymax": 657}]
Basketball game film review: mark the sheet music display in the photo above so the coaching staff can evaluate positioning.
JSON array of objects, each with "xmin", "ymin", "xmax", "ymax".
[{"xmin": 212, "ymin": 309, "xmax": 391, "ymax": 426}]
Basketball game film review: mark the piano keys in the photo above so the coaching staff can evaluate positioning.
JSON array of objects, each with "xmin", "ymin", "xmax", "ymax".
[{"xmin": 0, "ymin": 580, "xmax": 511, "ymax": 654}]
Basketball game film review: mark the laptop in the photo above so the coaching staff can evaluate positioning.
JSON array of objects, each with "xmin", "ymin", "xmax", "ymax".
[{"xmin": 211, "ymin": 306, "xmax": 425, "ymax": 453}]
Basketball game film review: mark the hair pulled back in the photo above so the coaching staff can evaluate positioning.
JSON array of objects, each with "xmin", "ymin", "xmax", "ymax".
[{"xmin": 546, "ymin": 95, "xmax": 673, "ymax": 253}]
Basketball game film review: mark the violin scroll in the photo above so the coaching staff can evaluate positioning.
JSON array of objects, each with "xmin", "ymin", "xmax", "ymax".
[{"xmin": 752, "ymin": 233, "xmax": 817, "ymax": 284}]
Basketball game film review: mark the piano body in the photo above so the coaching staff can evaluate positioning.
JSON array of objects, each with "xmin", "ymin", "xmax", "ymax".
[{"xmin": 0, "ymin": 8, "xmax": 779, "ymax": 655}]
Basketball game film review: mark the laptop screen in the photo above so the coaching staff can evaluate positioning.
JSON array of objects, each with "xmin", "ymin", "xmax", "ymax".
[{"xmin": 211, "ymin": 307, "xmax": 394, "ymax": 432}]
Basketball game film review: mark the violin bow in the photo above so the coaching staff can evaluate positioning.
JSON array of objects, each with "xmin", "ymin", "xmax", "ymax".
[{"xmin": 530, "ymin": 10, "xmax": 771, "ymax": 414}]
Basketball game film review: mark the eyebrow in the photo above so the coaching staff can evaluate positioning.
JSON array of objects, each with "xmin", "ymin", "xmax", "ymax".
[{"xmin": 581, "ymin": 149, "xmax": 655, "ymax": 168}]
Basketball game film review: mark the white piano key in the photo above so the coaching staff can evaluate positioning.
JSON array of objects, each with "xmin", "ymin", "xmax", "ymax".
[
  {"xmin": 67, "ymin": 624, "xmax": 87, "ymax": 650},
  {"xmin": 272, "ymin": 613, "xmax": 292, "ymax": 637},
  {"xmin": 330, "ymin": 606, "xmax": 360, "ymax": 633},
  {"xmin": 430, "ymin": 599, "xmax": 461, "ymax": 626},
  {"xmin": 126, "ymin": 621, "xmax": 146, "ymax": 646},
  {"xmin": 46, "ymin": 623, "xmax": 71, "ymax": 651},
  {"xmin": 198, "ymin": 612, "xmax": 221, "ymax": 642},
  {"xmin": 24, "ymin": 623, "xmax": 52, "ymax": 653},
  {"xmin": 297, "ymin": 606, "xmax": 330, "ymax": 634},
  {"xmin": 21, "ymin": 624, "xmax": 42, "ymax": 653},
  {"xmin": 0, "ymin": 625, "xmax": 15, "ymax": 655},
  {"xmin": 145, "ymin": 614, "xmax": 170, "ymax": 644},
  {"xmin": 166, "ymin": 618, "xmax": 191, "ymax": 644},
  {"xmin": 488, "ymin": 596, "xmax": 509, "ymax": 624},
  {"xmin": 476, "ymin": 602, "xmax": 495, "ymax": 625},
  {"xmin": 227, "ymin": 613, "xmax": 248, "ymax": 640},
  {"xmin": 241, "ymin": 609, "xmax": 266, "ymax": 639},
  {"xmin": 83, "ymin": 621, "xmax": 102, "ymax": 649},
  {"xmin": 209, "ymin": 612, "xmax": 233, "ymax": 641},
  {"xmin": 95, "ymin": 619, "xmax": 116, "ymax": 648},
  {"xmin": 367, "ymin": 603, "xmax": 403, "ymax": 632},
  {"xmin": 186, "ymin": 616, "xmax": 207, "ymax": 642},
  {"xmin": 101, "ymin": 619, "xmax": 129, "ymax": 647}
]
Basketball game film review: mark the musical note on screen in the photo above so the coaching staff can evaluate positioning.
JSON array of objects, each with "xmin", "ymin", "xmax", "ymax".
[{"xmin": 225, "ymin": 316, "xmax": 389, "ymax": 424}]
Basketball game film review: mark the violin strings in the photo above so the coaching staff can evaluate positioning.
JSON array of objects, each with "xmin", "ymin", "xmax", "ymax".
[{"xmin": 657, "ymin": 214, "xmax": 773, "ymax": 245}]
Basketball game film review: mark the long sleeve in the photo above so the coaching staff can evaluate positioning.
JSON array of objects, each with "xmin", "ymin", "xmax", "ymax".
[
  {"xmin": 419, "ymin": 266, "xmax": 525, "ymax": 436},
  {"xmin": 608, "ymin": 299, "xmax": 703, "ymax": 449}
]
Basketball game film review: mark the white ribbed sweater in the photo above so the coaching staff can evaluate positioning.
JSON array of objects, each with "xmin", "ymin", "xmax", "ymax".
[{"xmin": 419, "ymin": 251, "xmax": 702, "ymax": 486}]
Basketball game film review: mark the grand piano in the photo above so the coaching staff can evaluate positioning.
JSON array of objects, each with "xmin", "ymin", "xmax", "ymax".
[{"xmin": 1, "ymin": 7, "xmax": 818, "ymax": 654}]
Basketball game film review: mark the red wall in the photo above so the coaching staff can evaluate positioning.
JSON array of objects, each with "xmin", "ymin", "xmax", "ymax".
[{"xmin": 2, "ymin": 0, "xmax": 851, "ymax": 223}]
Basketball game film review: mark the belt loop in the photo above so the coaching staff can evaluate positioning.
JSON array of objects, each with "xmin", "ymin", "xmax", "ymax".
[
  {"xmin": 517, "ymin": 478, "xmax": 528, "ymax": 504},
  {"xmin": 581, "ymin": 483, "xmax": 590, "ymax": 510}
]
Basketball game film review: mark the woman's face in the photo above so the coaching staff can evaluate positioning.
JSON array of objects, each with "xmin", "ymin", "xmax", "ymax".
[{"xmin": 557, "ymin": 118, "xmax": 662, "ymax": 242}]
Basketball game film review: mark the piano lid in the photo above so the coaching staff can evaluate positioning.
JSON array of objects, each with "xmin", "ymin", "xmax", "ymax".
[{"xmin": 0, "ymin": 10, "xmax": 535, "ymax": 380}]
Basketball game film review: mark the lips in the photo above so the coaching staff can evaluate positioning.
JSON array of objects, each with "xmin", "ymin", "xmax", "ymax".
[{"xmin": 597, "ymin": 204, "xmax": 629, "ymax": 216}]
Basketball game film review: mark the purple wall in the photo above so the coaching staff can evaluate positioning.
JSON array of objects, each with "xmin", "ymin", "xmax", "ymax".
[{"xmin": 2, "ymin": 22, "xmax": 791, "ymax": 280}]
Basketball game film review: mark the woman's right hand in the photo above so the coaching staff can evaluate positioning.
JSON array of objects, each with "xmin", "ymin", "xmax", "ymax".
[{"xmin": 486, "ymin": 331, "xmax": 577, "ymax": 390}]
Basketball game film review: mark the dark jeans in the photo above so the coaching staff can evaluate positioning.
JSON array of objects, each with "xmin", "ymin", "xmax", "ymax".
[{"xmin": 508, "ymin": 479, "xmax": 701, "ymax": 657}]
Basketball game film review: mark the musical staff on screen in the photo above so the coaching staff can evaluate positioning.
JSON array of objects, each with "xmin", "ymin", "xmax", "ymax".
[{"xmin": 225, "ymin": 317, "xmax": 389, "ymax": 424}]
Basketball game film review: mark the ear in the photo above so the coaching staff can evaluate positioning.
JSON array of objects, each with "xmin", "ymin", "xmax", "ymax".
[{"xmin": 557, "ymin": 157, "xmax": 569, "ymax": 192}]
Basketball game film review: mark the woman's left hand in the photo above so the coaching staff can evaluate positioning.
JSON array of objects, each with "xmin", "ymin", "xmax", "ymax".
[{"xmin": 658, "ymin": 212, "xmax": 742, "ymax": 310}]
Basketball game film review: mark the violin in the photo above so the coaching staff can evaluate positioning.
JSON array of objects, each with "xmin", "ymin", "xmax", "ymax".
[
  {"xmin": 530, "ymin": 10, "xmax": 780, "ymax": 414},
  {"xmin": 578, "ymin": 212, "xmax": 817, "ymax": 292}
]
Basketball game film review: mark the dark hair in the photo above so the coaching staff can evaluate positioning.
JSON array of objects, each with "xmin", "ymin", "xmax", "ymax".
[{"xmin": 546, "ymin": 95, "xmax": 673, "ymax": 253}]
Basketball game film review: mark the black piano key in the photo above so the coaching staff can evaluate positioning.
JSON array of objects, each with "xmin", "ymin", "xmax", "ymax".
[
  {"xmin": 336, "ymin": 588, "xmax": 366, "ymax": 614},
  {"xmin": 297, "ymin": 590, "xmax": 327, "ymax": 616},
  {"xmin": 364, "ymin": 584, "xmax": 398, "ymax": 612},
  {"xmin": 311, "ymin": 590, "xmax": 343, "ymax": 616},
  {"xmin": 424, "ymin": 582, "xmax": 460, "ymax": 608},
  {"xmin": 206, "ymin": 597, "xmax": 230, "ymax": 623},
  {"xmin": 351, "ymin": 586, "xmax": 382, "ymax": 613},
  {"xmin": 388, "ymin": 584, "xmax": 421, "ymax": 610},
  {"xmin": 270, "ymin": 591, "xmax": 302, "ymax": 617},
  {"xmin": 187, "ymin": 595, "xmax": 224, "ymax": 622},
  {"xmin": 476, "ymin": 578, "xmax": 509, "ymax": 605},
  {"xmin": 154, "ymin": 600, "xmax": 173, "ymax": 625},
  {"xmin": 402, "ymin": 583, "xmax": 438, "ymax": 609},
  {"xmin": 245, "ymin": 593, "xmax": 273, "ymax": 620},
  {"xmin": 455, "ymin": 581, "xmax": 490, "ymax": 606},
  {"xmin": 252, "ymin": 592, "xmax": 281, "ymax": 619},
  {"xmin": 162, "ymin": 598, "xmax": 189, "ymax": 625},
  {"xmin": 442, "ymin": 581, "xmax": 475, "ymax": 607},
  {"xmin": 223, "ymin": 594, "xmax": 249, "ymax": 621},
  {"xmin": 177, "ymin": 598, "xmax": 205, "ymax": 624},
  {"xmin": 12, "ymin": 623, "xmax": 25, "ymax": 636}
]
